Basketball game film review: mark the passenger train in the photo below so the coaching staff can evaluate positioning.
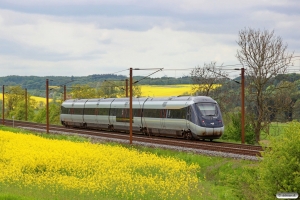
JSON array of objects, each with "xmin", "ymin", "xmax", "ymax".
[{"xmin": 60, "ymin": 96, "xmax": 224, "ymax": 141}]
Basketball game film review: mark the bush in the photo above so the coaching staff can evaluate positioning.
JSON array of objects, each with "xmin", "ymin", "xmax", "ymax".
[
  {"xmin": 230, "ymin": 121, "xmax": 300, "ymax": 200},
  {"xmin": 253, "ymin": 121, "xmax": 300, "ymax": 199},
  {"xmin": 222, "ymin": 112, "xmax": 255, "ymax": 144}
]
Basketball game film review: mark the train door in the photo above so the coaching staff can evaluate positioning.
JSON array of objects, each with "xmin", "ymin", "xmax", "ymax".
[
  {"xmin": 95, "ymin": 102, "xmax": 99, "ymax": 125},
  {"xmin": 83, "ymin": 100, "xmax": 98, "ymax": 126},
  {"xmin": 160, "ymin": 109, "xmax": 167, "ymax": 130},
  {"xmin": 186, "ymin": 106, "xmax": 191, "ymax": 129},
  {"xmin": 108, "ymin": 99, "xmax": 116, "ymax": 125},
  {"xmin": 97, "ymin": 100, "xmax": 111, "ymax": 129},
  {"xmin": 118, "ymin": 108, "xmax": 129, "ymax": 130},
  {"xmin": 141, "ymin": 98, "xmax": 149, "ymax": 129},
  {"xmin": 70, "ymin": 105, "xmax": 74, "ymax": 122}
]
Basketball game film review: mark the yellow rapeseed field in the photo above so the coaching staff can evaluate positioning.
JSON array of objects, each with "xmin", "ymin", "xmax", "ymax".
[
  {"xmin": 140, "ymin": 84, "xmax": 221, "ymax": 97},
  {"xmin": 0, "ymin": 93, "xmax": 51, "ymax": 103},
  {"xmin": 141, "ymin": 84, "xmax": 194, "ymax": 97},
  {"xmin": 0, "ymin": 130, "xmax": 201, "ymax": 199}
]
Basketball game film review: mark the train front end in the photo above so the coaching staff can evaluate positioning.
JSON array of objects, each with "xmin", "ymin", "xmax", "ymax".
[{"xmin": 189, "ymin": 97, "xmax": 224, "ymax": 140}]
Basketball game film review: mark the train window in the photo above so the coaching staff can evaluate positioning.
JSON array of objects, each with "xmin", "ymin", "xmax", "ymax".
[
  {"xmin": 196, "ymin": 103, "xmax": 218, "ymax": 116},
  {"xmin": 186, "ymin": 106, "xmax": 191, "ymax": 121},
  {"xmin": 61, "ymin": 106, "xmax": 69, "ymax": 114},
  {"xmin": 167, "ymin": 108, "xmax": 187, "ymax": 119},
  {"xmin": 84, "ymin": 108, "xmax": 97, "ymax": 115},
  {"xmin": 161, "ymin": 109, "xmax": 167, "ymax": 118},
  {"xmin": 98, "ymin": 108, "xmax": 109, "ymax": 115},
  {"xmin": 109, "ymin": 108, "xmax": 116, "ymax": 116},
  {"xmin": 114, "ymin": 108, "xmax": 123, "ymax": 118},
  {"xmin": 115, "ymin": 108, "xmax": 131, "ymax": 122},
  {"xmin": 143, "ymin": 109, "xmax": 161, "ymax": 118},
  {"xmin": 73, "ymin": 108, "xmax": 83, "ymax": 115},
  {"xmin": 123, "ymin": 109, "xmax": 129, "ymax": 118},
  {"xmin": 133, "ymin": 109, "xmax": 142, "ymax": 117}
]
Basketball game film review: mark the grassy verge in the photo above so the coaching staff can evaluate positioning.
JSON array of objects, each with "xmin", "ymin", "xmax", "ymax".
[
  {"xmin": 0, "ymin": 125, "xmax": 256, "ymax": 200},
  {"xmin": 261, "ymin": 122, "xmax": 287, "ymax": 138}
]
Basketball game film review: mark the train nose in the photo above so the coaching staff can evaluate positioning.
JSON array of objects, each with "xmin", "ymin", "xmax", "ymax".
[
  {"xmin": 194, "ymin": 126, "xmax": 224, "ymax": 137},
  {"xmin": 206, "ymin": 127, "xmax": 224, "ymax": 136}
]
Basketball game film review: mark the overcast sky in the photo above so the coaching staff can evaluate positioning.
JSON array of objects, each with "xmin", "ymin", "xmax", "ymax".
[{"xmin": 0, "ymin": 0, "xmax": 299, "ymax": 78}]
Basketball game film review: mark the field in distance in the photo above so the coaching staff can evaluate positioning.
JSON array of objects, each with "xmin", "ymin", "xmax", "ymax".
[
  {"xmin": 0, "ymin": 84, "xmax": 221, "ymax": 102},
  {"xmin": 0, "ymin": 94, "xmax": 51, "ymax": 104},
  {"xmin": 0, "ymin": 84, "xmax": 195, "ymax": 102},
  {"xmin": 140, "ymin": 84, "xmax": 194, "ymax": 97}
]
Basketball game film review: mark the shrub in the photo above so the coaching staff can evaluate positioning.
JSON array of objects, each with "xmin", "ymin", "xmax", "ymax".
[
  {"xmin": 252, "ymin": 121, "xmax": 300, "ymax": 199},
  {"xmin": 222, "ymin": 112, "xmax": 255, "ymax": 144},
  {"xmin": 230, "ymin": 121, "xmax": 300, "ymax": 200}
]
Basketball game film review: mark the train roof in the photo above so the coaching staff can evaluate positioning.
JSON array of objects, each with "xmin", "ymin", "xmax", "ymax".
[
  {"xmin": 62, "ymin": 96, "xmax": 218, "ymax": 109},
  {"xmin": 63, "ymin": 96, "xmax": 216, "ymax": 102}
]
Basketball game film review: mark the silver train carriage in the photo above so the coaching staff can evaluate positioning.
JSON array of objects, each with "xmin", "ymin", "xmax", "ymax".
[{"xmin": 60, "ymin": 96, "xmax": 224, "ymax": 141}]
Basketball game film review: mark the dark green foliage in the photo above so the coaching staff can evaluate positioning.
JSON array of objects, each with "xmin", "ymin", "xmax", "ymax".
[
  {"xmin": 229, "ymin": 122, "xmax": 300, "ymax": 200},
  {"xmin": 33, "ymin": 102, "xmax": 61, "ymax": 125},
  {"xmin": 292, "ymin": 99, "xmax": 300, "ymax": 121},
  {"xmin": 254, "ymin": 121, "xmax": 300, "ymax": 199},
  {"xmin": 221, "ymin": 112, "xmax": 255, "ymax": 144}
]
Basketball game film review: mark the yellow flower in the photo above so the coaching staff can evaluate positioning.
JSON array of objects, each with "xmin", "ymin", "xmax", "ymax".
[{"xmin": 0, "ymin": 130, "xmax": 201, "ymax": 199}]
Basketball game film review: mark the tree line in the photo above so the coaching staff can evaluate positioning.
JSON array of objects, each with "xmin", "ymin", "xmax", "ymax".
[{"xmin": 0, "ymin": 74, "xmax": 192, "ymax": 94}]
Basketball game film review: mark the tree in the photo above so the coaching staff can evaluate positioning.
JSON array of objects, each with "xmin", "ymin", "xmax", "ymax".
[
  {"xmin": 272, "ymin": 81, "xmax": 299, "ymax": 122},
  {"xmin": 5, "ymin": 86, "xmax": 26, "ymax": 118},
  {"xmin": 33, "ymin": 102, "xmax": 61, "ymax": 125},
  {"xmin": 98, "ymin": 80, "xmax": 142, "ymax": 98},
  {"xmin": 71, "ymin": 84, "xmax": 97, "ymax": 99},
  {"xmin": 3, "ymin": 86, "xmax": 38, "ymax": 121},
  {"xmin": 132, "ymin": 82, "xmax": 142, "ymax": 97},
  {"xmin": 69, "ymin": 81, "xmax": 142, "ymax": 99},
  {"xmin": 190, "ymin": 62, "xmax": 238, "ymax": 114},
  {"xmin": 292, "ymin": 100, "xmax": 300, "ymax": 121},
  {"xmin": 98, "ymin": 81, "xmax": 124, "ymax": 98},
  {"xmin": 190, "ymin": 62, "xmax": 227, "ymax": 96},
  {"xmin": 9, "ymin": 96, "xmax": 36, "ymax": 121},
  {"xmin": 236, "ymin": 28, "xmax": 293, "ymax": 142}
]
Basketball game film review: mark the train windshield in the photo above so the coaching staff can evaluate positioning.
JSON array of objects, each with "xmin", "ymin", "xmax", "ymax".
[{"xmin": 196, "ymin": 103, "xmax": 218, "ymax": 116}]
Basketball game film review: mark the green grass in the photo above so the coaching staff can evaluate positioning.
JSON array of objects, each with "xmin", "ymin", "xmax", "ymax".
[
  {"xmin": 0, "ymin": 183, "xmax": 113, "ymax": 200},
  {"xmin": 0, "ymin": 125, "xmax": 256, "ymax": 200},
  {"xmin": 0, "ymin": 193, "xmax": 33, "ymax": 200},
  {"xmin": 260, "ymin": 122, "xmax": 287, "ymax": 140}
]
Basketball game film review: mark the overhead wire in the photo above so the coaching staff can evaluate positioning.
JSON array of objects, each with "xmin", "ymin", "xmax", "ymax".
[
  {"xmin": 206, "ymin": 68, "xmax": 241, "ymax": 84},
  {"xmin": 133, "ymin": 68, "xmax": 163, "ymax": 84}
]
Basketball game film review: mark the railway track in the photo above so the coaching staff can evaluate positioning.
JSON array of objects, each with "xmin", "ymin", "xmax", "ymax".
[{"xmin": 2, "ymin": 119, "xmax": 263, "ymax": 158}]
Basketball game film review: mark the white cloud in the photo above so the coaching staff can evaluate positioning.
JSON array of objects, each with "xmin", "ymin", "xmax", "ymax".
[{"xmin": 0, "ymin": 0, "xmax": 299, "ymax": 77}]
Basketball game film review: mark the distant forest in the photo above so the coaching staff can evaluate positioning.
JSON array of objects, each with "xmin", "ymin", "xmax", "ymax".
[
  {"xmin": 0, "ymin": 74, "xmax": 193, "ymax": 89},
  {"xmin": 0, "ymin": 74, "xmax": 193, "ymax": 97},
  {"xmin": 1, "ymin": 73, "xmax": 300, "ymax": 97}
]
